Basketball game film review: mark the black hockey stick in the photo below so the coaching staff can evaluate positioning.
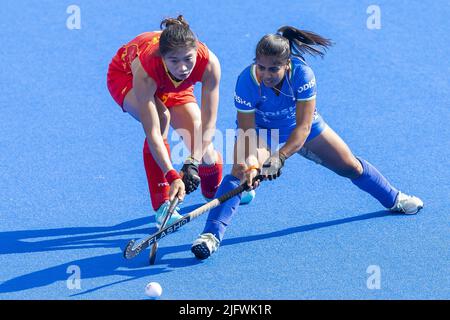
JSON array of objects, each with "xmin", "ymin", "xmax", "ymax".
[{"xmin": 124, "ymin": 182, "xmax": 251, "ymax": 260}]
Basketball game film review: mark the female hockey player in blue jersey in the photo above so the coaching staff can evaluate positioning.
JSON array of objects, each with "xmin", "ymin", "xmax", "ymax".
[{"xmin": 191, "ymin": 26, "xmax": 423, "ymax": 260}]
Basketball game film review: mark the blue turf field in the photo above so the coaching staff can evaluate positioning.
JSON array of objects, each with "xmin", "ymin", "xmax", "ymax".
[{"xmin": 1, "ymin": 0, "xmax": 449, "ymax": 300}]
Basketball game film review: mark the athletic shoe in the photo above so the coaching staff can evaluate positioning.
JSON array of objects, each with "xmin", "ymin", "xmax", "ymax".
[
  {"xmin": 240, "ymin": 190, "xmax": 256, "ymax": 205},
  {"xmin": 191, "ymin": 233, "xmax": 220, "ymax": 260},
  {"xmin": 155, "ymin": 200, "xmax": 183, "ymax": 229},
  {"xmin": 390, "ymin": 192, "xmax": 424, "ymax": 214}
]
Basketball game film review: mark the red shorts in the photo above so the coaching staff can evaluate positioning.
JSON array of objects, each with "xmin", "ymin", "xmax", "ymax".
[{"xmin": 106, "ymin": 58, "xmax": 197, "ymax": 111}]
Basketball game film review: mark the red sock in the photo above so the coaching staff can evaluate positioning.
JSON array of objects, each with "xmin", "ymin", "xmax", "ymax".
[
  {"xmin": 199, "ymin": 151, "xmax": 223, "ymax": 199},
  {"xmin": 143, "ymin": 138, "xmax": 170, "ymax": 210}
]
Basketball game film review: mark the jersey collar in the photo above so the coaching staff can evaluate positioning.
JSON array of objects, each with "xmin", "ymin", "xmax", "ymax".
[{"xmin": 162, "ymin": 59, "xmax": 184, "ymax": 88}]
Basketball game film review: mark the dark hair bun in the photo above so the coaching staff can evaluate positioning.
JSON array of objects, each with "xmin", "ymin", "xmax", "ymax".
[{"xmin": 160, "ymin": 15, "xmax": 189, "ymax": 29}]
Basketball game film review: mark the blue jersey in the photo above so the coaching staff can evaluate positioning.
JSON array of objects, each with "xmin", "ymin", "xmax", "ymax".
[{"xmin": 234, "ymin": 56, "xmax": 320, "ymax": 143}]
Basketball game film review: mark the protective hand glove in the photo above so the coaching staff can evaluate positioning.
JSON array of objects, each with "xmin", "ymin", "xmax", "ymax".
[
  {"xmin": 260, "ymin": 152, "xmax": 287, "ymax": 181},
  {"xmin": 180, "ymin": 156, "xmax": 201, "ymax": 194}
]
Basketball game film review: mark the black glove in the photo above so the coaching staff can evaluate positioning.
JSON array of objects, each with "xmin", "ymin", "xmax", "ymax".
[
  {"xmin": 180, "ymin": 156, "xmax": 201, "ymax": 194},
  {"xmin": 260, "ymin": 152, "xmax": 287, "ymax": 181}
]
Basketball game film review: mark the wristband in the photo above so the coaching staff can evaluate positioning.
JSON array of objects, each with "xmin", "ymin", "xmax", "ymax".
[
  {"xmin": 278, "ymin": 151, "xmax": 287, "ymax": 165},
  {"xmin": 245, "ymin": 165, "xmax": 260, "ymax": 173},
  {"xmin": 165, "ymin": 169, "xmax": 181, "ymax": 184}
]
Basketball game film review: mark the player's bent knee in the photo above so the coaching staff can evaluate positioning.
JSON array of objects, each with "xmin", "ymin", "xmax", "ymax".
[
  {"xmin": 159, "ymin": 111, "xmax": 170, "ymax": 128},
  {"xmin": 335, "ymin": 161, "xmax": 363, "ymax": 179},
  {"xmin": 123, "ymin": 89, "xmax": 150, "ymax": 121}
]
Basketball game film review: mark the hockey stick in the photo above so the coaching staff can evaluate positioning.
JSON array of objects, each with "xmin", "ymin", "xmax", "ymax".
[
  {"xmin": 149, "ymin": 197, "xmax": 179, "ymax": 265},
  {"xmin": 124, "ymin": 182, "xmax": 251, "ymax": 260}
]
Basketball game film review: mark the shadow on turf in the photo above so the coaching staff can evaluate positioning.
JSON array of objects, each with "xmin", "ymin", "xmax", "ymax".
[
  {"xmin": 0, "ymin": 208, "xmax": 395, "ymax": 296},
  {"xmin": 0, "ymin": 204, "xmax": 204, "ymax": 296},
  {"xmin": 0, "ymin": 204, "xmax": 205, "ymax": 256}
]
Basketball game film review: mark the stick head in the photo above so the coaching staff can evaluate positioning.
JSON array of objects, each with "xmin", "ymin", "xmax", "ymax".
[{"xmin": 124, "ymin": 239, "xmax": 137, "ymax": 259}]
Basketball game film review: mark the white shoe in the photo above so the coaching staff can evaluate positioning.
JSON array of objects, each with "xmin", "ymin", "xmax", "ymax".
[
  {"xmin": 390, "ymin": 192, "xmax": 424, "ymax": 214},
  {"xmin": 191, "ymin": 233, "xmax": 220, "ymax": 260}
]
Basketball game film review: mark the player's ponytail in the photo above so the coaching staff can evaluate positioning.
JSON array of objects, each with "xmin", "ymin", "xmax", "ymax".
[
  {"xmin": 277, "ymin": 26, "xmax": 332, "ymax": 58},
  {"xmin": 159, "ymin": 15, "xmax": 197, "ymax": 56},
  {"xmin": 256, "ymin": 26, "xmax": 332, "ymax": 63}
]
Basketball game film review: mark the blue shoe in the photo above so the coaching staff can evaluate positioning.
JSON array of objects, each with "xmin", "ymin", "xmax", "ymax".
[
  {"xmin": 240, "ymin": 190, "xmax": 256, "ymax": 205},
  {"xmin": 155, "ymin": 201, "xmax": 183, "ymax": 229}
]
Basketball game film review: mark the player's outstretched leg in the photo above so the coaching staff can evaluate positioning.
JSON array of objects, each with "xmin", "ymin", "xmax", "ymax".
[
  {"xmin": 301, "ymin": 127, "xmax": 423, "ymax": 214},
  {"xmin": 351, "ymin": 158, "xmax": 423, "ymax": 214}
]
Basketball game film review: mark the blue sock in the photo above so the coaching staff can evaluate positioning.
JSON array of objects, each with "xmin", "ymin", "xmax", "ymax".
[
  {"xmin": 351, "ymin": 157, "xmax": 399, "ymax": 208},
  {"xmin": 202, "ymin": 174, "xmax": 242, "ymax": 242}
]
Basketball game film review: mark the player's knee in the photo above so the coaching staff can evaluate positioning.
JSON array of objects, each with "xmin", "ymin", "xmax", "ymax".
[
  {"xmin": 122, "ymin": 90, "xmax": 138, "ymax": 118},
  {"xmin": 189, "ymin": 118, "xmax": 202, "ymax": 131},
  {"xmin": 335, "ymin": 160, "xmax": 363, "ymax": 179},
  {"xmin": 159, "ymin": 110, "xmax": 170, "ymax": 128}
]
